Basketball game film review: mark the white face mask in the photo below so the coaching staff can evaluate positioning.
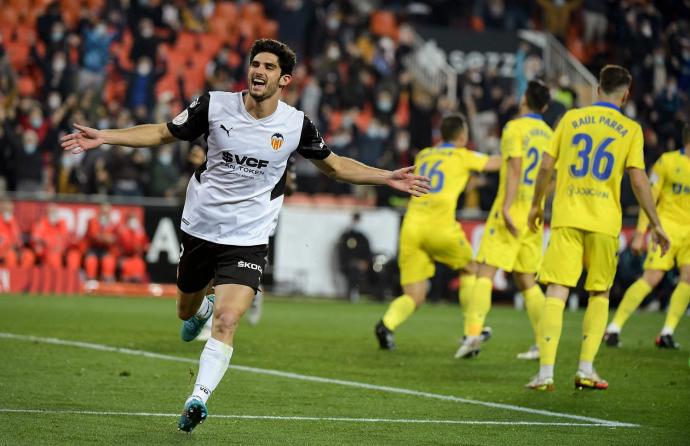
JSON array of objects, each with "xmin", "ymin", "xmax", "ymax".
[
  {"xmin": 48, "ymin": 212, "xmax": 59, "ymax": 224},
  {"xmin": 127, "ymin": 218, "xmax": 140, "ymax": 230},
  {"xmin": 2, "ymin": 211, "xmax": 11, "ymax": 222},
  {"xmin": 99, "ymin": 215, "xmax": 109, "ymax": 226}
]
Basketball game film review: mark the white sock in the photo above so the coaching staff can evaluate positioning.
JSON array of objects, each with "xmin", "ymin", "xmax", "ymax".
[
  {"xmin": 606, "ymin": 322, "xmax": 620, "ymax": 333},
  {"xmin": 191, "ymin": 337, "xmax": 233, "ymax": 404},
  {"xmin": 194, "ymin": 296, "xmax": 213, "ymax": 320},
  {"xmin": 578, "ymin": 360, "xmax": 593, "ymax": 375},
  {"xmin": 660, "ymin": 326, "xmax": 674, "ymax": 336},
  {"xmin": 538, "ymin": 365, "xmax": 554, "ymax": 380}
]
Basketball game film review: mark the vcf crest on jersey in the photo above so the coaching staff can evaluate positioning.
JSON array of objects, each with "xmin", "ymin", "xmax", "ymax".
[{"xmin": 271, "ymin": 133, "xmax": 284, "ymax": 151}]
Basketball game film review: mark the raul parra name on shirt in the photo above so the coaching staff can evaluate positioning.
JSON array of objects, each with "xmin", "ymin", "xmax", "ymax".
[{"xmin": 571, "ymin": 115, "xmax": 629, "ymax": 137}]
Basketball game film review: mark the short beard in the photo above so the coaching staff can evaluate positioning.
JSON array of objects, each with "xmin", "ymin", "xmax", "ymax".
[{"xmin": 249, "ymin": 85, "xmax": 279, "ymax": 102}]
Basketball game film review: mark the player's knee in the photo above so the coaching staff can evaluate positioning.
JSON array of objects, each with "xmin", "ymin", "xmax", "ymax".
[{"xmin": 213, "ymin": 308, "xmax": 242, "ymax": 334}]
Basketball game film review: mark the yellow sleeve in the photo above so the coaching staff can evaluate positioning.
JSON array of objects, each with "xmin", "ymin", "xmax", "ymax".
[
  {"xmin": 459, "ymin": 149, "xmax": 490, "ymax": 171},
  {"xmin": 546, "ymin": 116, "xmax": 565, "ymax": 159},
  {"xmin": 500, "ymin": 122, "xmax": 522, "ymax": 159},
  {"xmin": 635, "ymin": 157, "xmax": 663, "ymax": 233},
  {"xmin": 625, "ymin": 125, "xmax": 645, "ymax": 170}
]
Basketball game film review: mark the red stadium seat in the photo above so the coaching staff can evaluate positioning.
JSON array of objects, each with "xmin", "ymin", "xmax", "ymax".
[
  {"xmin": 199, "ymin": 34, "xmax": 222, "ymax": 57},
  {"xmin": 370, "ymin": 10, "xmax": 398, "ymax": 40},
  {"xmin": 241, "ymin": 2, "xmax": 264, "ymax": 22},
  {"xmin": 259, "ymin": 19, "xmax": 279, "ymax": 39},
  {"xmin": 175, "ymin": 31, "xmax": 197, "ymax": 54},
  {"xmin": 6, "ymin": 41, "xmax": 30, "ymax": 70},
  {"xmin": 215, "ymin": 1, "xmax": 239, "ymax": 22}
]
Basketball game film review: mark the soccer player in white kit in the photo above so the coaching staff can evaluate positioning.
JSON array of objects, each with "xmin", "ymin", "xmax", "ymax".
[{"xmin": 61, "ymin": 39, "xmax": 430, "ymax": 432}]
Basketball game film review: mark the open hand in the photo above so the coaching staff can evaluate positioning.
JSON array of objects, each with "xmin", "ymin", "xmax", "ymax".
[
  {"xmin": 386, "ymin": 166, "xmax": 431, "ymax": 197},
  {"xmin": 649, "ymin": 225, "xmax": 671, "ymax": 257},
  {"xmin": 61, "ymin": 123, "xmax": 105, "ymax": 154},
  {"xmin": 527, "ymin": 205, "xmax": 543, "ymax": 233}
]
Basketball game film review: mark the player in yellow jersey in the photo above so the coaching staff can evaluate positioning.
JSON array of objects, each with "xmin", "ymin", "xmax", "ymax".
[
  {"xmin": 455, "ymin": 81, "xmax": 552, "ymax": 360},
  {"xmin": 604, "ymin": 125, "xmax": 690, "ymax": 349},
  {"xmin": 525, "ymin": 65, "xmax": 670, "ymax": 391},
  {"xmin": 375, "ymin": 113, "xmax": 501, "ymax": 350}
]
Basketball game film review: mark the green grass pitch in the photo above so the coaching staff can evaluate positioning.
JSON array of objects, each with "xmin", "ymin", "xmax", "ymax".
[{"xmin": 0, "ymin": 294, "xmax": 688, "ymax": 445}]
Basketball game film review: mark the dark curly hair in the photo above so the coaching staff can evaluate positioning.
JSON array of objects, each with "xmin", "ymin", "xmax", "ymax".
[{"xmin": 249, "ymin": 39, "xmax": 297, "ymax": 76}]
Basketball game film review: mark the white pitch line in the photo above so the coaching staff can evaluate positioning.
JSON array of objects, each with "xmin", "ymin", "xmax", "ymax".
[
  {"xmin": 0, "ymin": 409, "xmax": 615, "ymax": 427},
  {"xmin": 0, "ymin": 332, "xmax": 638, "ymax": 428}
]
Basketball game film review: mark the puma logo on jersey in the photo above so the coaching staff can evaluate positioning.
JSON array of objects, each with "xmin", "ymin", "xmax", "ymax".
[
  {"xmin": 222, "ymin": 151, "xmax": 269, "ymax": 168},
  {"xmin": 220, "ymin": 124, "xmax": 233, "ymax": 137}
]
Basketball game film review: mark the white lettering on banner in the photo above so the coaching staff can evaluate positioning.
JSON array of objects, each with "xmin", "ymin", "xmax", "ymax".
[
  {"xmin": 448, "ymin": 50, "xmax": 516, "ymax": 77},
  {"xmin": 146, "ymin": 218, "xmax": 180, "ymax": 264},
  {"xmin": 0, "ymin": 268, "xmax": 8, "ymax": 292}
]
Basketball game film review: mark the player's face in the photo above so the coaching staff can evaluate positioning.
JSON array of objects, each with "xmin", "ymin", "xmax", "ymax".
[{"xmin": 248, "ymin": 52, "xmax": 292, "ymax": 102}]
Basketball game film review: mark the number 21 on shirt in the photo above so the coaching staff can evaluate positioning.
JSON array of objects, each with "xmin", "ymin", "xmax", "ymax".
[
  {"xmin": 569, "ymin": 133, "xmax": 615, "ymax": 181},
  {"xmin": 419, "ymin": 161, "xmax": 445, "ymax": 193}
]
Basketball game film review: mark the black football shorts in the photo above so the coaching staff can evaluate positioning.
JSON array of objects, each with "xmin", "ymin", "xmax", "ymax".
[{"xmin": 177, "ymin": 231, "xmax": 267, "ymax": 293}]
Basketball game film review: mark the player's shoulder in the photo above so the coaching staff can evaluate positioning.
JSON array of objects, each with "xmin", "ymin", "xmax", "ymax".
[{"xmin": 658, "ymin": 149, "xmax": 682, "ymax": 164}]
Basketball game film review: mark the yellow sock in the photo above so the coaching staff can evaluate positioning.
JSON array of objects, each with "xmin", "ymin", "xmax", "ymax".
[
  {"xmin": 538, "ymin": 297, "xmax": 565, "ymax": 366},
  {"xmin": 382, "ymin": 294, "xmax": 416, "ymax": 331},
  {"xmin": 661, "ymin": 282, "xmax": 690, "ymax": 333},
  {"xmin": 466, "ymin": 277, "xmax": 492, "ymax": 337},
  {"xmin": 580, "ymin": 296, "xmax": 609, "ymax": 363},
  {"xmin": 523, "ymin": 285, "xmax": 545, "ymax": 342},
  {"xmin": 611, "ymin": 279, "xmax": 652, "ymax": 329},
  {"xmin": 459, "ymin": 274, "xmax": 476, "ymax": 336}
]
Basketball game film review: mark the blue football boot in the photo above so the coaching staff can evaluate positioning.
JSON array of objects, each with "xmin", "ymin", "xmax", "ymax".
[
  {"xmin": 180, "ymin": 294, "xmax": 214, "ymax": 342},
  {"xmin": 178, "ymin": 397, "xmax": 208, "ymax": 433}
]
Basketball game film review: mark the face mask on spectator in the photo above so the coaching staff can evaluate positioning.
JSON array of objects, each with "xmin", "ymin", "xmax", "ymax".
[
  {"xmin": 377, "ymin": 98, "xmax": 393, "ymax": 113},
  {"xmin": 121, "ymin": 147, "xmax": 134, "ymax": 155},
  {"xmin": 99, "ymin": 215, "xmax": 109, "ymax": 226},
  {"xmin": 137, "ymin": 62, "xmax": 152, "ymax": 76},
  {"xmin": 396, "ymin": 135, "xmax": 409, "ymax": 153},
  {"xmin": 3, "ymin": 211, "xmax": 11, "ymax": 222},
  {"xmin": 326, "ymin": 46, "xmax": 340, "ymax": 61},
  {"xmin": 331, "ymin": 133, "xmax": 352, "ymax": 148},
  {"xmin": 52, "ymin": 58, "xmax": 66, "ymax": 72},
  {"xmin": 31, "ymin": 117, "xmax": 42, "ymax": 128},
  {"xmin": 141, "ymin": 27, "xmax": 154, "ymax": 38},
  {"xmin": 48, "ymin": 94, "xmax": 61, "ymax": 110},
  {"xmin": 95, "ymin": 24, "xmax": 107, "ymax": 36},
  {"xmin": 48, "ymin": 212, "xmax": 59, "ymax": 224},
  {"xmin": 127, "ymin": 218, "xmax": 140, "ymax": 230},
  {"xmin": 158, "ymin": 153, "xmax": 173, "ymax": 165},
  {"xmin": 24, "ymin": 143, "xmax": 37, "ymax": 154},
  {"xmin": 51, "ymin": 31, "xmax": 64, "ymax": 42}
]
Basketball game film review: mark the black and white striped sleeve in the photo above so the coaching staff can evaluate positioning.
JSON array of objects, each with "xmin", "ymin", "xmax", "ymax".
[
  {"xmin": 166, "ymin": 93, "xmax": 210, "ymax": 141},
  {"xmin": 296, "ymin": 115, "xmax": 331, "ymax": 160}
]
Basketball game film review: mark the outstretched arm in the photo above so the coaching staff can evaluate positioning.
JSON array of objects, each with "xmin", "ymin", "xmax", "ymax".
[
  {"xmin": 311, "ymin": 152, "xmax": 431, "ymax": 197},
  {"xmin": 61, "ymin": 123, "xmax": 177, "ymax": 153}
]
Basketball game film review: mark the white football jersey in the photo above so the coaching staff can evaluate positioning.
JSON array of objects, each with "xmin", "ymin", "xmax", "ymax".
[{"xmin": 167, "ymin": 91, "xmax": 330, "ymax": 246}]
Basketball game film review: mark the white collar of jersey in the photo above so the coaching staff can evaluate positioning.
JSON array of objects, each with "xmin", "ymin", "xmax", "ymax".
[{"xmin": 239, "ymin": 91, "xmax": 283, "ymax": 122}]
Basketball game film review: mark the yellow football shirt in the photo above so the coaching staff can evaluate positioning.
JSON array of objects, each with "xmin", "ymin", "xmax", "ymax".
[
  {"xmin": 491, "ymin": 114, "xmax": 553, "ymax": 228},
  {"xmin": 405, "ymin": 144, "xmax": 489, "ymax": 222},
  {"xmin": 547, "ymin": 102, "xmax": 645, "ymax": 237},
  {"xmin": 637, "ymin": 148, "xmax": 690, "ymax": 233}
]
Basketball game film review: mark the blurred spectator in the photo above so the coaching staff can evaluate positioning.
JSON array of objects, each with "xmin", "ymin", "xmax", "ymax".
[
  {"xmin": 582, "ymin": 0, "xmax": 608, "ymax": 47},
  {"xmin": 115, "ymin": 56, "xmax": 167, "ymax": 118},
  {"xmin": 0, "ymin": 199, "xmax": 34, "ymax": 268},
  {"xmin": 14, "ymin": 130, "xmax": 44, "ymax": 193},
  {"xmin": 79, "ymin": 20, "xmax": 117, "ymax": 91},
  {"xmin": 116, "ymin": 212, "xmax": 150, "ymax": 283},
  {"xmin": 147, "ymin": 145, "xmax": 180, "ymax": 197},
  {"xmin": 83, "ymin": 203, "xmax": 118, "ymax": 281},
  {"xmin": 337, "ymin": 212, "xmax": 372, "ymax": 302},
  {"xmin": 105, "ymin": 146, "xmax": 148, "ymax": 196},
  {"xmin": 537, "ymin": 0, "xmax": 582, "ymax": 42},
  {"xmin": 30, "ymin": 204, "xmax": 81, "ymax": 269}
]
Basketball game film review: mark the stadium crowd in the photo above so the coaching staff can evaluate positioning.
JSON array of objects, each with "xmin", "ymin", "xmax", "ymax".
[
  {"xmin": 0, "ymin": 199, "xmax": 149, "ymax": 282},
  {"xmin": 0, "ymin": 0, "xmax": 687, "ymax": 212}
]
